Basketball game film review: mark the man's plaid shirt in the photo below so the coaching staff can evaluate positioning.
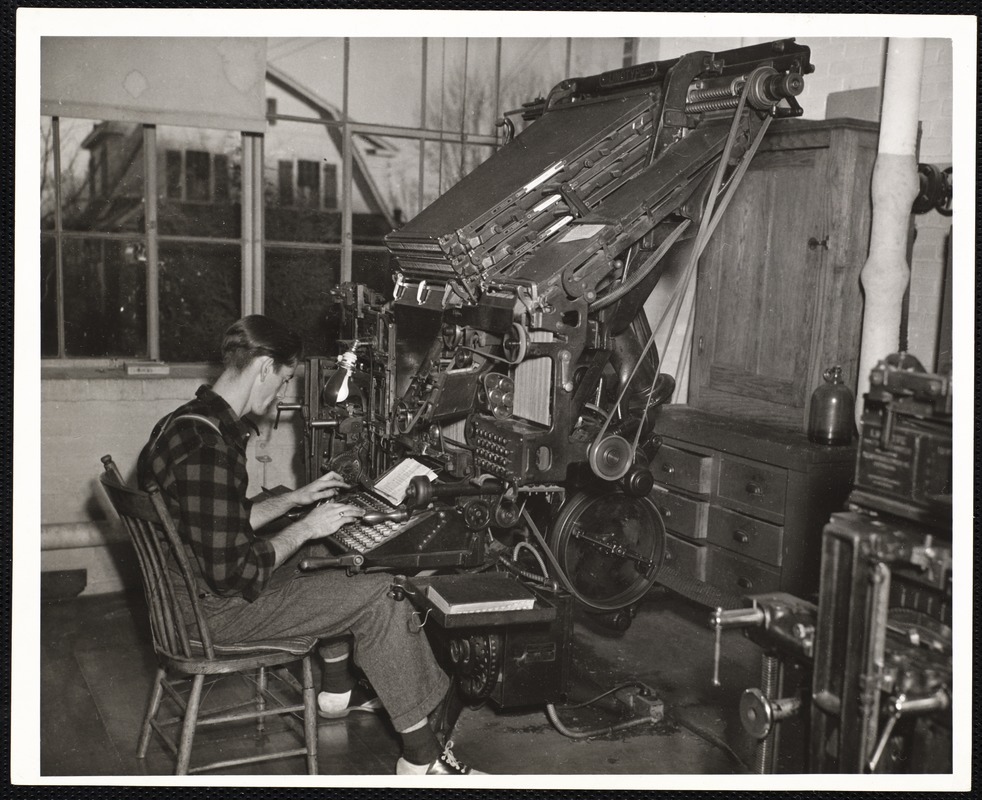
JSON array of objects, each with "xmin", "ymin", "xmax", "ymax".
[{"xmin": 139, "ymin": 385, "xmax": 275, "ymax": 601}]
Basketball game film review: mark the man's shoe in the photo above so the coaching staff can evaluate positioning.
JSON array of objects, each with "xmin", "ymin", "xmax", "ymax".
[
  {"xmin": 317, "ymin": 685, "xmax": 384, "ymax": 719},
  {"xmin": 395, "ymin": 742, "xmax": 486, "ymax": 775}
]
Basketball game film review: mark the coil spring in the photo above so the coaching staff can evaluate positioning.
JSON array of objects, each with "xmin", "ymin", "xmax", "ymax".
[
  {"xmin": 684, "ymin": 96, "xmax": 741, "ymax": 114},
  {"xmin": 687, "ymin": 78, "xmax": 744, "ymax": 104}
]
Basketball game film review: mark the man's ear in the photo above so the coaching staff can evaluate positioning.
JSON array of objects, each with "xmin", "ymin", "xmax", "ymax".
[{"xmin": 257, "ymin": 355, "xmax": 274, "ymax": 382}]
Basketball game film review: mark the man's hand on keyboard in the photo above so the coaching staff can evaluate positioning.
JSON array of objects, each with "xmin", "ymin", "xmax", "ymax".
[
  {"xmin": 305, "ymin": 501, "xmax": 366, "ymax": 537},
  {"xmin": 292, "ymin": 471, "xmax": 351, "ymax": 506}
]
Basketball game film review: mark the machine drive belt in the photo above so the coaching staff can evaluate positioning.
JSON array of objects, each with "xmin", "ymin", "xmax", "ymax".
[{"xmin": 656, "ymin": 565, "xmax": 743, "ymax": 611}]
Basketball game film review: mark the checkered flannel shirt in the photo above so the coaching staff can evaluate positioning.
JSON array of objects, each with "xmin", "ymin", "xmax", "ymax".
[{"xmin": 139, "ymin": 385, "xmax": 275, "ymax": 601}]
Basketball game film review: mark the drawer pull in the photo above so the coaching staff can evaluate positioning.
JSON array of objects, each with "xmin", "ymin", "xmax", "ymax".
[
  {"xmin": 732, "ymin": 530, "xmax": 750, "ymax": 545},
  {"xmin": 662, "ymin": 463, "xmax": 676, "ymax": 475},
  {"xmin": 745, "ymin": 481, "xmax": 763, "ymax": 497},
  {"xmin": 659, "ymin": 507, "xmax": 672, "ymax": 519},
  {"xmin": 737, "ymin": 576, "xmax": 754, "ymax": 590}
]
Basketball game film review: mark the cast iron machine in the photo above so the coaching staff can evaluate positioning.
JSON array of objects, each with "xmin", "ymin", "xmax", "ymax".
[
  {"xmin": 281, "ymin": 40, "xmax": 815, "ymax": 721},
  {"xmin": 711, "ymin": 354, "xmax": 953, "ymax": 773}
]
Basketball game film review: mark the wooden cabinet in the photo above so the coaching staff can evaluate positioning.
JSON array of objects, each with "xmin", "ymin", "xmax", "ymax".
[
  {"xmin": 651, "ymin": 406, "xmax": 855, "ymax": 605},
  {"xmin": 689, "ymin": 118, "xmax": 878, "ymax": 430}
]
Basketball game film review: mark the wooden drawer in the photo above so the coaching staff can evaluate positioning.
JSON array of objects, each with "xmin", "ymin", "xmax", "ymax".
[
  {"xmin": 707, "ymin": 546, "xmax": 781, "ymax": 596},
  {"xmin": 716, "ymin": 456, "xmax": 788, "ymax": 520},
  {"xmin": 663, "ymin": 533, "xmax": 707, "ymax": 582},
  {"xmin": 650, "ymin": 444, "xmax": 713, "ymax": 495},
  {"xmin": 707, "ymin": 506, "xmax": 784, "ymax": 567},
  {"xmin": 650, "ymin": 486, "xmax": 709, "ymax": 539}
]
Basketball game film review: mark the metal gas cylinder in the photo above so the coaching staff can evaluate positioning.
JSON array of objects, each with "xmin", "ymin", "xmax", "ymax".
[{"xmin": 808, "ymin": 366, "xmax": 855, "ymax": 445}]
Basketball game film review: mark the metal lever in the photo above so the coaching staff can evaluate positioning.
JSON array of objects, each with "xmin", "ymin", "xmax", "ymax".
[
  {"xmin": 274, "ymin": 402, "xmax": 304, "ymax": 430},
  {"xmin": 867, "ymin": 689, "xmax": 950, "ymax": 773},
  {"xmin": 360, "ymin": 510, "xmax": 410, "ymax": 525},
  {"xmin": 710, "ymin": 606, "xmax": 766, "ymax": 686},
  {"xmin": 299, "ymin": 553, "xmax": 365, "ymax": 572}
]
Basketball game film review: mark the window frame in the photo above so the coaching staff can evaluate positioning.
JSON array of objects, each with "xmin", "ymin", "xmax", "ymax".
[{"xmin": 42, "ymin": 36, "xmax": 586, "ymax": 369}]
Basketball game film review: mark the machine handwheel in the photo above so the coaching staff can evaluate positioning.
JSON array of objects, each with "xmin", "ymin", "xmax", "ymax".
[
  {"xmin": 548, "ymin": 491, "xmax": 666, "ymax": 610},
  {"xmin": 449, "ymin": 632, "xmax": 503, "ymax": 703}
]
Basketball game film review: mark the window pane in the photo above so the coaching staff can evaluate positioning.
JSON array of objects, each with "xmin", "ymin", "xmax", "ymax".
[
  {"xmin": 425, "ymin": 38, "xmax": 467, "ymax": 131},
  {"xmin": 158, "ymin": 242, "xmax": 241, "ymax": 362},
  {"xmin": 62, "ymin": 237, "xmax": 147, "ymax": 357},
  {"xmin": 421, "ymin": 141, "xmax": 495, "ymax": 207},
  {"xmin": 360, "ymin": 136, "xmax": 422, "ymax": 225},
  {"xmin": 41, "ymin": 235, "xmax": 58, "ymax": 355},
  {"xmin": 569, "ymin": 38, "xmax": 628, "ymax": 76},
  {"xmin": 59, "ymin": 118, "xmax": 145, "ymax": 234},
  {"xmin": 157, "ymin": 127, "xmax": 241, "ymax": 238},
  {"xmin": 323, "ymin": 163, "xmax": 338, "ymax": 210},
  {"xmin": 265, "ymin": 119, "xmax": 343, "ymax": 244},
  {"xmin": 185, "ymin": 150, "xmax": 211, "ymax": 202},
  {"xmin": 499, "ymin": 39, "xmax": 569, "ymax": 112},
  {"xmin": 165, "ymin": 150, "xmax": 183, "ymax": 199},
  {"xmin": 265, "ymin": 119, "xmax": 395, "ymax": 245},
  {"xmin": 352, "ymin": 249, "xmax": 397, "ymax": 298},
  {"xmin": 266, "ymin": 39, "xmax": 345, "ymax": 120},
  {"xmin": 349, "ymin": 38, "xmax": 423, "ymax": 127},
  {"xmin": 297, "ymin": 159, "xmax": 320, "ymax": 207},
  {"xmin": 41, "ymin": 118, "xmax": 56, "ymax": 230},
  {"xmin": 265, "ymin": 247, "xmax": 342, "ymax": 357},
  {"xmin": 463, "ymin": 38, "xmax": 501, "ymax": 137}
]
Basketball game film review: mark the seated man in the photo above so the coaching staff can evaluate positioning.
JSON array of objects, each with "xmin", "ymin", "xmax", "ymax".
[{"xmin": 139, "ymin": 314, "xmax": 482, "ymax": 776}]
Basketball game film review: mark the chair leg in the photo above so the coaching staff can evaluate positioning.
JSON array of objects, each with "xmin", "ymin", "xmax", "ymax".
[
  {"xmin": 256, "ymin": 666, "xmax": 267, "ymax": 737},
  {"xmin": 175, "ymin": 674, "xmax": 205, "ymax": 775},
  {"xmin": 302, "ymin": 656, "xmax": 318, "ymax": 775},
  {"xmin": 137, "ymin": 667, "xmax": 166, "ymax": 758}
]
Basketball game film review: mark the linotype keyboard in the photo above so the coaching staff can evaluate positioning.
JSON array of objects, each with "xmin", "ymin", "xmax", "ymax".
[{"xmin": 328, "ymin": 491, "xmax": 407, "ymax": 553}]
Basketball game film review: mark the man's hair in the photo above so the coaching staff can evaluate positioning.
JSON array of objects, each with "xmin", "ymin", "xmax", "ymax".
[{"xmin": 221, "ymin": 315, "xmax": 303, "ymax": 373}]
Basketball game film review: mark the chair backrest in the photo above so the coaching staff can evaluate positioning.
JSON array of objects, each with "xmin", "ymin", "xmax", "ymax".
[{"xmin": 99, "ymin": 455, "xmax": 217, "ymax": 661}]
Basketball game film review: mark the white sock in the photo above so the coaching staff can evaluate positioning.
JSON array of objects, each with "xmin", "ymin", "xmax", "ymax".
[
  {"xmin": 317, "ymin": 689, "xmax": 351, "ymax": 714},
  {"xmin": 396, "ymin": 758, "xmax": 430, "ymax": 775}
]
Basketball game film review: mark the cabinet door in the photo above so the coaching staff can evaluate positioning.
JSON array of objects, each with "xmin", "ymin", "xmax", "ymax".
[{"xmin": 689, "ymin": 144, "xmax": 829, "ymax": 429}]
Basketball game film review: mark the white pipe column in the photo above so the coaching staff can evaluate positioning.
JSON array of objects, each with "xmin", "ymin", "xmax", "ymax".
[{"xmin": 856, "ymin": 38, "xmax": 925, "ymax": 420}]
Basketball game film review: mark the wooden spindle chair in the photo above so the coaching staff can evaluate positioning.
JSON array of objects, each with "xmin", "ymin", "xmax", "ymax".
[{"xmin": 99, "ymin": 455, "xmax": 319, "ymax": 775}]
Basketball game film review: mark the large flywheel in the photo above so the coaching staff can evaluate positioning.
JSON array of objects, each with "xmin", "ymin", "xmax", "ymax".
[{"xmin": 548, "ymin": 491, "xmax": 666, "ymax": 610}]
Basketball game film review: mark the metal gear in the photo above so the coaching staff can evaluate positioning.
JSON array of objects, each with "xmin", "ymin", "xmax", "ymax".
[{"xmin": 449, "ymin": 632, "xmax": 503, "ymax": 703}]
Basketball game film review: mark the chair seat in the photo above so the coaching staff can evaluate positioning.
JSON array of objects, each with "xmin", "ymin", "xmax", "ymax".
[
  {"xmin": 156, "ymin": 634, "xmax": 320, "ymax": 675},
  {"xmin": 207, "ymin": 635, "xmax": 319, "ymax": 657}
]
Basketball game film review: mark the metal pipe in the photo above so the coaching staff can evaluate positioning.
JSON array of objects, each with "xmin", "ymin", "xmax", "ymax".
[
  {"xmin": 341, "ymin": 38, "xmax": 352, "ymax": 283},
  {"xmin": 143, "ymin": 125, "xmax": 160, "ymax": 360},
  {"xmin": 252, "ymin": 133, "xmax": 264, "ymax": 312},
  {"xmin": 857, "ymin": 38, "xmax": 925, "ymax": 422},
  {"xmin": 52, "ymin": 116, "xmax": 66, "ymax": 358},
  {"xmin": 241, "ymin": 134, "xmax": 254, "ymax": 315},
  {"xmin": 41, "ymin": 521, "xmax": 127, "ymax": 550}
]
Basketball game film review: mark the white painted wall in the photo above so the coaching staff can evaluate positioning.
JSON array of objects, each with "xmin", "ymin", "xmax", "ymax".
[{"xmin": 40, "ymin": 370, "xmax": 305, "ymax": 594}]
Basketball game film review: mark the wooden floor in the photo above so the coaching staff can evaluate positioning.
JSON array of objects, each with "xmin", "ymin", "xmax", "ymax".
[{"xmin": 40, "ymin": 585, "xmax": 772, "ymax": 779}]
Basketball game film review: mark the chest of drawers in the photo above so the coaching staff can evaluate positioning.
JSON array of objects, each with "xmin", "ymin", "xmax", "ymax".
[{"xmin": 649, "ymin": 406, "xmax": 855, "ymax": 604}]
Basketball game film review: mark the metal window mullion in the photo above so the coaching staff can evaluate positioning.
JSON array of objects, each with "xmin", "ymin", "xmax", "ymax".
[
  {"xmin": 143, "ymin": 125, "xmax": 160, "ymax": 361},
  {"xmin": 252, "ymin": 134, "xmax": 264, "ymax": 313},
  {"xmin": 418, "ymin": 38, "xmax": 427, "ymax": 216},
  {"xmin": 494, "ymin": 39, "xmax": 502, "ymax": 139},
  {"xmin": 52, "ymin": 117, "xmax": 66, "ymax": 358},
  {"xmin": 241, "ymin": 134, "xmax": 254, "ymax": 316},
  {"xmin": 341, "ymin": 38, "xmax": 352, "ymax": 282}
]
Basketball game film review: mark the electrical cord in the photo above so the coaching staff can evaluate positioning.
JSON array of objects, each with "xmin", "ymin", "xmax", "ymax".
[
  {"xmin": 546, "ymin": 702, "xmax": 655, "ymax": 741},
  {"xmin": 664, "ymin": 705, "xmax": 751, "ymax": 774}
]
